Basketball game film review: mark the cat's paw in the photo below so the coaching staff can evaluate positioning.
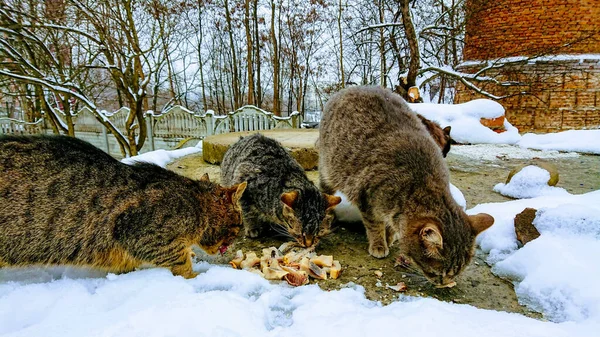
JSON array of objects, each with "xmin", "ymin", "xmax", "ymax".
[
  {"xmin": 181, "ymin": 271, "xmax": 199, "ymax": 279},
  {"xmin": 368, "ymin": 244, "xmax": 389, "ymax": 258}
]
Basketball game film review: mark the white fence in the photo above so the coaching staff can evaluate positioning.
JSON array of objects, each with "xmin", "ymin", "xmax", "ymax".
[
  {"xmin": 0, "ymin": 105, "xmax": 303, "ymax": 155},
  {"xmin": 0, "ymin": 117, "xmax": 45, "ymax": 135}
]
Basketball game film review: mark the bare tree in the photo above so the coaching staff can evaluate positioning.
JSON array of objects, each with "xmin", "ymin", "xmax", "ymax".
[
  {"xmin": 224, "ymin": 0, "xmax": 242, "ymax": 109},
  {"xmin": 269, "ymin": 0, "xmax": 281, "ymax": 116},
  {"xmin": 0, "ymin": 1, "xmax": 130, "ymax": 152},
  {"xmin": 337, "ymin": 0, "xmax": 345, "ymax": 88},
  {"xmin": 244, "ymin": 0, "xmax": 255, "ymax": 105}
]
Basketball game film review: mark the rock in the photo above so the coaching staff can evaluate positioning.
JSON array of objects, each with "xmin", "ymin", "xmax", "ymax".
[
  {"xmin": 507, "ymin": 162, "xmax": 559, "ymax": 186},
  {"xmin": 514, "ymin": 208, "xmax": 540, "ymax": 245},
  {"xmin": 480, "ymin": 116, "xmax": 505, "ymax": 131}
]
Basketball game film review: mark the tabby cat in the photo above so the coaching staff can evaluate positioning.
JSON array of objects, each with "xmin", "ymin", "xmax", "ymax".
[
  {"xmin": 0, "ymin": 135, "xmax": 246, "ymax": 279},
  {"xmin": 318, "ymin": 86, "xmax": 493, "ymax": 287},
  {"xmin": 221, "ymin": 134, "xmax": 341, "ymax": 247},
  {"xmin": 416, "ymin": 114, "xmax": 453, "ymax": 157}
]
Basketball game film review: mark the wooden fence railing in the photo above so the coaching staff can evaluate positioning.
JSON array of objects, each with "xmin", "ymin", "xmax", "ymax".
[{"xmin": 0, "ymin": 105, "xmax": 303, "ymax": 154}]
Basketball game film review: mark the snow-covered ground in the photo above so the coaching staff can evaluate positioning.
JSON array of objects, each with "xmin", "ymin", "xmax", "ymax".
[
  {"xmin": 2, "ymin": 102, "xmax": 600, "ymax": 336},
  {"xmin": 2, "ymin": 261, "xmax": 596, "ymax": 337},
  {"xmin": 450, "ymin": 144, "xmax": 580, "ymax": 162},
  {"xmin": 471, "ymin": 190, "xmax": 600, "ymax": 325}
]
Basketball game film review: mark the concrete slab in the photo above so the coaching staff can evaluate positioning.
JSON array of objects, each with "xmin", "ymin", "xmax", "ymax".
[{"xmin": 202, "ymin": 129, "xmax": 319, "ymax": 170}]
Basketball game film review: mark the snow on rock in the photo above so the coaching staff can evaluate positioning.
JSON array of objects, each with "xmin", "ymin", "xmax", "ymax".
[
  {"xmin": 519, "ymin": 130, "xmax": 600, "ymax": 155},
  {"xmin": 408, "ymin": 99, "xmax": 599, "ymax": 155},
  {"xmin": 469, "ymin": 190, "xmax": 600, "ymax": 323},
  {"xmin": 121, "ymin": 147, "xmax": 201, "ymax": 168},
  {"xmin": 410, "ymin": 99, "xmax": 504, "ymax": 120},
  {"xmin": 493, "ymin": 165, "xmax": 570, "ymax": 199},
  {"xmin": 409, "ymin": 99, "xmax": 521, "ymax": 145}
]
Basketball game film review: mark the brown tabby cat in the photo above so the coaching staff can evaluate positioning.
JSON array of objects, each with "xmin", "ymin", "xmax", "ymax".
[
  {"xmin": 221, "ymin": 134, "xmax": 341, "ymax": 248},
  {"xmin": 416, "ymin": 114, "xmax": 453, "ymax": 157},
  {"xmin": 0, "ymin": 135, "xmax": 246, "ymax": 279},
  {"xmin": 318, "ymin": 86, "xmax": 494, "ymax": 288}
]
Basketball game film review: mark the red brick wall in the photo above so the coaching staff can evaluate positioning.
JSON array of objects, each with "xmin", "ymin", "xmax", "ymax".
[
  {"xmin": 455, "ymin": 59, "xmax": 600, "ymax": 132},
  {"xmin": 457, "ymin": 0, "xmax": 600, "ymax": 131},
  {"xmin": 464, "ymin": 0, "xmax": 600, "ymax": 61}
]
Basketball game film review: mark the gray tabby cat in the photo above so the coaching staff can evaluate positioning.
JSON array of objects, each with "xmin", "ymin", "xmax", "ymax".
[
  {"xmin": 221, "ymin": 134, "xmax": 341, "ymax": 247},
  {"xmin": 318, "ymin": 86, "xmax": 494, "ymax": 288}
]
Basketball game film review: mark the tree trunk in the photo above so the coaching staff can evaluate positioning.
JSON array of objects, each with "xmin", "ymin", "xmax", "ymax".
[
  {"xmin": 159, "ymin": 21, "xmax": 177, "ymax": 103},
  {"xmin": 400, "ymin": 0, "xmax": 420, "ymax": 88},
  {"xmin": 193, "ymin": 0, "xmax": 207, "ymax": 110},
  {"xmin": 379, "ymin": 0, "xmax": 386, "ymax": 87},
  {"xmin": 224, "ymin": 0, "xmax": 241, "ymax": 109},
  {"xmin": 253, "ymin": 0, "xmax": 262, "ymax": 107},
  {"xmin": 270, "ymin": 0, "xmax": 280, "ymax": 116},
  {"xmin": 244, "ymin": 0, "xmax": 255, "ymax": 105},
  {"xmin": 338, "ymin": 0, "xmax": 345, "ymax": 88}
]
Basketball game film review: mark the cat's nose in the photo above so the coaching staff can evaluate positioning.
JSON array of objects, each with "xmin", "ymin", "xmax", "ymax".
[{"xmin": 303, "ymin": 235, "xmax": 313, "ymax": 247}]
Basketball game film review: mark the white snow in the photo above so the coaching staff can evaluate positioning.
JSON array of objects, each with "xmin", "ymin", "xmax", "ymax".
[
  {"xmin": 469, "ymin": 190, "xmax": 600, "ymax": 324},
  {"xmin": 493, "ymin": 165, "xmax": 570, "ymax": 199},
  {"xmin": 409, "ymin": 99, "xmax": 522, "ymax": 145},
  {"xmin": 450, "ymin": 183, "xmax": 467, "ymax": 209},
  {"xmin": 450, "ymin": 144, "xmax": 579, "ymax": 161},
  {"xmin": 1, "ymin": 262, "xmax": 597, "ymax": 337},
  {"xmin": 519, "ymin": 130, "xmax": 600, "ymax": 155},
  {"xmin": 459, "ymin": 53, "xmax": 600, "ymax": 68},
  {"xmin": 121, "ymin": 143, "xmax": 202, "ymax": 168},
  {"xmin": 333, "ymin": 191, "xmax": 362, "ymax": 223}
]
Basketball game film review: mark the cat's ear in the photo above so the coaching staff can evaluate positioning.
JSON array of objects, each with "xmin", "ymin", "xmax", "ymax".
[
  {"xmin": 200, "ymin": 173, "xmax": 210, "ymax": 182},
  {"xmin": 227, "ymin": 181, "xmax": 247, "ymax": 204},
  {"xmin": 420, "ymin": 223, "xmax": 443, "ymax": 259},
  {"xmin": 443, "ymin": 126, "xmax": 451, "ymax": 135},
  {"xmin": 324, "ymin": 194, "xmax": 342, "ymax": 209},
  {"xmin": 281, "ymin": 191, "xmax": 299, "ymax": 209},
  {"xmin": 469, "ymin": 213, "xmax": 494, "ymax": 235}
]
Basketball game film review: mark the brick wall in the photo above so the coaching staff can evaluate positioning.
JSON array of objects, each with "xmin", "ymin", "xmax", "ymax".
[
  {"xmin": 464, "ymin": 0, "xmax": 600, "ymax": 61},
  {"xmin": 455, "ymin": 59, "xmax": 600, "ymax": 132},
  {"xmin": 457, "ymin": 0, "xmax": 600, "ymax": 131}
]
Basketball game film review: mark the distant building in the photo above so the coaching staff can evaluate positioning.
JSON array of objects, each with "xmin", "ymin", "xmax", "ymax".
[{"xmin": 455, "ymin": 0, "xmax": 600, "ymax": 131}]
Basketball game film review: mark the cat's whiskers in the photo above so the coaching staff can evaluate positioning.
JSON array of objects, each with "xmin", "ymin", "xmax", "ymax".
[
  {"xmin": 398, "ymin": 271, "xmax": 425, "ymax": 278},
  {"xmin": 396, "ymin": 264, "xmax": 426, "ymax": 278},
  {"xmin": 271, "ymin": 224, "xmax": 294, "ymax": 240}
]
